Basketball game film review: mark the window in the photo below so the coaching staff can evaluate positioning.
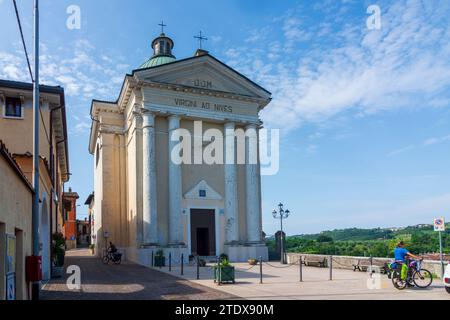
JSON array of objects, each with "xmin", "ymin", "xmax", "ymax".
[
  {"xmin": 4, "ymin": 97, "xmax": 22, "ymax": 118},
  {"xmin": 96, "ymin": 144, "xmax": 100, "ymax": 167},
  {"xmin": 199, "ymin": 190, "xmax": 206, "ymax": 198}
]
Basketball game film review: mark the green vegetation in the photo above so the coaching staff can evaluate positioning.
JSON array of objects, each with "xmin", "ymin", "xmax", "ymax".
[{"xmin": 267, "ymin": 224, "xmax": 450, "ymax": 258}]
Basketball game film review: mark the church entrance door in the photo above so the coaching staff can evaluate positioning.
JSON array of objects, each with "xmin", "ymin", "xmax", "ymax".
[{"xmin": 190, "ymin": 209, "xmax": 216, "ymax": 256}]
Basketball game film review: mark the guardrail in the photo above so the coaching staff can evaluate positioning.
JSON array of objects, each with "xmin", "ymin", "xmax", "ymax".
[{"xmin": 286, "ymin": 253, "xmax": 447, "ymax": 278}]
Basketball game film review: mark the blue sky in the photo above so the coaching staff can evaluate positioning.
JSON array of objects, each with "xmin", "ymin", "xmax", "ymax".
[{"xmin": 1, "ymin": 0, "xmax": 450, "ymax": 235}]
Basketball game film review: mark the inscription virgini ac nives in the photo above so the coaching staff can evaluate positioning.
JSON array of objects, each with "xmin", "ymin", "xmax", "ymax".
[{"xmin": 174, "ymin": 98, "xmax": 233, "ymax": 113}]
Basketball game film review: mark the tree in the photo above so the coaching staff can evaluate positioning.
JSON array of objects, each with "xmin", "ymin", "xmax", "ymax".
[{"xmin": 317, "ymin": 234, "xmax": 333, "ymax": 243}]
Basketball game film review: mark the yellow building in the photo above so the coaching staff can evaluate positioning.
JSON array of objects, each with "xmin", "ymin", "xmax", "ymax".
[
  {"xmin": 0, "ymin": 79, "xmax": 70, "ymax": 299},
  {"xmin": 89, "ymin": 33, "xmax": 271, "ymax": 264}
]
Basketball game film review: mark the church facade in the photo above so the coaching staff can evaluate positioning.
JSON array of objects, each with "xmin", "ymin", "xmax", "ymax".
[{"xmin": 88, "ymin": 32, "xmax": 271, "ymax": 264}]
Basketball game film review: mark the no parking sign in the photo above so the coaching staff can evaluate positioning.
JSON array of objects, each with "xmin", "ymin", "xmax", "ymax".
[{"xmin": 434, "ymin": 218, "xmax": 445, "ymax": 232}]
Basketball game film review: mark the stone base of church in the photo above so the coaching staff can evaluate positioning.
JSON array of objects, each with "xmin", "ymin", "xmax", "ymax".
[
  {"xmin": 125, "ymin": 245, "xmax": 190, "ymax": 266},
  {"xmin": 224, "ymin": 243, "xmax": 268, "ymax": 262}
]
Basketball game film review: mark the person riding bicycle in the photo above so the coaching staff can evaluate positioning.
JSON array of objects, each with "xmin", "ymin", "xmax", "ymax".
[
  {"xmin": 393, "ymin": 241, "xmax": 421, "ymax": 286},
  {"xmin": 108, "ymin": 242, "xmax": 118, "ymax": 254},
  {"xmin": 394, "ymin": 241, "xmax": 420, "ymax": 263}
]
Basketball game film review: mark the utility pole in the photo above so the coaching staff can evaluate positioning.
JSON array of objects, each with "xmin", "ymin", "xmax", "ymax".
[
  {"xmin": 439, "ymin": 231, "xmax": 444, "ymax": 278},
  {"xmin": 32, "ymin": 0, "xmax": 40, "ymax": 300}
]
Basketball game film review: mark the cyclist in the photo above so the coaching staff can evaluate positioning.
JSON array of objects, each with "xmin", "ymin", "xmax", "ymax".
[
  {"xmin": 394, "ymin": 241, "xmax": 420, "ymax": 263},
  {"xmin": 108, "ymin": 242, "xmax": 118, "ymax": 254},
  {"xmin": 393, "ymin": 241, "xmax": 421, "ymax": 287}
]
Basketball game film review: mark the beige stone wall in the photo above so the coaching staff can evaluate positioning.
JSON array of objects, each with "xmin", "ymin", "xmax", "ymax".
[{"xmin": 0, "ymin": 155, "xmax": 33, "ymax": 300}]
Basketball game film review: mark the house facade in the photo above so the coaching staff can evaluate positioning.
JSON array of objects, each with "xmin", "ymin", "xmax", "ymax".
[{"xmin": 0, "ymin": 79, "xmax": 70, "ymax": 299}]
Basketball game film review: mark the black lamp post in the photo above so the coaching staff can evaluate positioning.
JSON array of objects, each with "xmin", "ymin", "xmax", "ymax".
[{"xmin": 272, "ymin": 203, "xmax": 290, "ymax": 264}]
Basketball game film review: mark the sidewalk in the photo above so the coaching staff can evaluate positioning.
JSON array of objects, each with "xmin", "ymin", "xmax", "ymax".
[
  {"xmin": 153, "ymin": 260, "xmax": 449, "ymax": 300},
  {"xmin": 41, "ymin": 249, "xmax": 237, "ymax": 300}
]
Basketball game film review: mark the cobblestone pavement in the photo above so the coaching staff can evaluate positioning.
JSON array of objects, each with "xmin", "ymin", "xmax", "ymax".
[{"xmin": 41, "ymin": 249, "xmax": 237, "ymax": 300}]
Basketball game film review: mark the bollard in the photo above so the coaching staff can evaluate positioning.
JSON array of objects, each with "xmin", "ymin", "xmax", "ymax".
[
  {"xmin": 151, "ymin": 251, "xmax": 154, "ymax": 267},
  {"xmin": 329, "ymin": 255, "xmax": 333, "ymax": 281},
  {"xmin": 169, "ymin": 253, "xmax": 172, "ymax": 272},
  {"xmin": 218, "ymin": 258, "xmax": 222, "ymax": 286},
  {"xmin": 299, "ymin": 256, "xmax": 303, "ymax": 282},
  {"xmin": 181, "ymin": 253, "xmax": 184, "ymax": 275},
  {"xmin": 259, "ymin": 256, "xmax": 263, "ymax": 284},
  {"xmin": 196, "ymin": 256, "xmax": 200, "ymax": 280}
]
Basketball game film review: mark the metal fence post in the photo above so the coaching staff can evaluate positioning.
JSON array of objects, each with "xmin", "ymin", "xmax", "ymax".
[
  {"xmin": 329, "ymin": 255, "xmax": 333, "ymax": 281},
  {"xmin": 299, "ymin": 256, "xmax": 303, "ymax": 282},
  {"xmin": 181, "ymin": 253, "xmax": 184, "ymax": 275},
  {"xmin": 169, "ymin": 252, "xmax": 172, "ymax": 272},
  {"xmin": 196, "ymin": 256, "xmax": 200, "ymax": 280},
  {"xmin": 151, "ymin": 251, "xmax": 154, "ymax": 267},
  {"xmin": 259, "ymin": 256, "xmax": 263, "ymax": 284}
]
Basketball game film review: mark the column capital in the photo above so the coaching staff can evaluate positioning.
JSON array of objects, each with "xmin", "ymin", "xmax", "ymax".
[
  {"xmin": 168, "ymin": 114, "xmax": 181, "ymax": 121},
  {"xmin": 168, "ymin": 114, "xmax": 181, "ymax": 132},
  {"xmin": 142, "ymin": 110, "xmax": 155, "ymax": 128},
  {"xmin": 224, "ymin": 121, "xmax": 235, "ymax": 130},
  {"xmin": 245, "ymin": 123, "xmax": 258, "ymax": 130}
]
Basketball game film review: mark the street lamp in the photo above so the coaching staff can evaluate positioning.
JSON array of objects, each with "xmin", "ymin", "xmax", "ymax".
[{"xmin": 272, "ymin": 203, "xmax": 290, "ymax": 264}]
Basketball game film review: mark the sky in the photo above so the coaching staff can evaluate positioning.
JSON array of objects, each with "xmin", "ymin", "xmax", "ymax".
[{"xmin": 1, "ymin": 0, "xmax": 450, "ymax": 235}]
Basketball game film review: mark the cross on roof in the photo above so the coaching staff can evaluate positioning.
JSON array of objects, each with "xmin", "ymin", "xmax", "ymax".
[
  {"xmin": 194, "ymin": 31, "xmax": 208, "ymax": 49},
  {"xmin": 158, "ymin": 21, "xmax": 167, "ymax": 34}
]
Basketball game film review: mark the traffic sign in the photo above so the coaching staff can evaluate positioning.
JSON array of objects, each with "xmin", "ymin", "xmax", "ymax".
[{"xmin": 434, "ymin": 217, "xmax": 445, "ymax": 232}]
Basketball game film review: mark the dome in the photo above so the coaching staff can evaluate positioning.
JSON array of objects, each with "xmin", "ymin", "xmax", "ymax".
[
  {"xmin": 138, "ymin": 32, "xmax": 176, "ymax": 69},
  {"xmin": 139, "ymin": 55, "xmax": 176, "ymax": 68}
]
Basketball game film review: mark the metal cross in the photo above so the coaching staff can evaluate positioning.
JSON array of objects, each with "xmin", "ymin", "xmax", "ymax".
[
  {"xmin": 158, "ymin": 21, "xmax": 167, "ymax": 34},
  {"xmin": 194, "ymin": 31, "xmax": 208, "ymax": 49}
]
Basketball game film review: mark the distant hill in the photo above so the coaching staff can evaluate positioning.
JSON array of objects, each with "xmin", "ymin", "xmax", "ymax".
[
  {"xmin": 265, "ymin": 223, "xmax": 449, "ymax": 259},
  {"xmin": 290, "ymin": 223, "xmax": 446, "ymax": 242}
]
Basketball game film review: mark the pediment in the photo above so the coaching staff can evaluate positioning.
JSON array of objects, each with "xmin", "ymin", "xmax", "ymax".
[
  {"xmin": 184, "ymin": 180, "xmax": 222, "ymax": 200},
  {"xmin": 133, "ymin": 55, "xmax": 271, "ymax": 100}
]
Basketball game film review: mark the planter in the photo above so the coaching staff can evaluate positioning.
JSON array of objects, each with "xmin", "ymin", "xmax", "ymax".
[
  {"xmin": 213, "ymin": 266, "xmax": 235, "ymax": 284},
  {"xmin": 55, "ymin": 253, "xmax": 65, "ymax": 267},
  {"xmin": 154, "ymin": 256, "xmax": 166, "ymax": 267},
  {"xmin": 52, "ymin": 266, "xmax": 64, "ymax": 278},
  {"xmin": 248, "ymin": 259, "xmax": 258, "ymax": 266}
]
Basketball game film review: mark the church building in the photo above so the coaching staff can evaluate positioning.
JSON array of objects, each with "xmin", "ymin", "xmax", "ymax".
[{"xmin": 88, "ymin": 30, "xmax": 272, "ymax": 264}]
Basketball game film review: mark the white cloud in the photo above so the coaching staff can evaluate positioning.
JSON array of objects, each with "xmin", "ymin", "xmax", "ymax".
[
  {"xmin": 226, "ymin": 0, "xmax": 450, "ymax": 132},
  {"xmin": 387, "ymin": 145, "xmax": 415, "ymax": 157}
]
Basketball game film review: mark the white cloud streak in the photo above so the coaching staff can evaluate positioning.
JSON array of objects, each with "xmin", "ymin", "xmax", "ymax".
[{"xmin": 225, "ymin": 0, "xmax": 450, "ymax": 132}]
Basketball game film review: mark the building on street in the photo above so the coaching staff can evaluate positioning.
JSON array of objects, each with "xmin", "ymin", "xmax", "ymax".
[
  {"xmin": 88, "ymin": 31, "xmax": 271, "ymax": 264},
  {"xmin": 0, "ymin": 79, "xmax": 70, "ymax": 299},
  {"xmin": 62, "ymin": 188, "xmax": 79, "ymax": 250}
]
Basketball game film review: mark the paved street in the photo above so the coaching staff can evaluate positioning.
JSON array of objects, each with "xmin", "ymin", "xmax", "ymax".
[
  {"xmin": 41, "ymin": 249, "xmax": 449, "ymax": 300},
  {"xmin": 41, "ymin": 249, "xmax": 236, "ymax": 300},
  {"xmin": 156, "ymin": 261, "xmax": 450, "ymax": 300}
]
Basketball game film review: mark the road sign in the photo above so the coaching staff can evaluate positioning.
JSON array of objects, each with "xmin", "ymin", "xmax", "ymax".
[{"xmin": 434, "ymin": 218, "xmax": 445, "ymax": 232}]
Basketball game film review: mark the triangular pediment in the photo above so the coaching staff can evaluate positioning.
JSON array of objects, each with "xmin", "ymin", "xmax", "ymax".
[
  {"xmin": 133, "ymin": 54, "xmax": 271, "ymax": 100},
  {"xmin": 184, "ymin": 180, "xmax": 222, "ymax": 200}
]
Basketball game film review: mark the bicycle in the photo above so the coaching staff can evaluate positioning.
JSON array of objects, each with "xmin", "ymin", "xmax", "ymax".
[
  {"xmin": 391, "ymin": 259, "xmax": 433, "ymax": 290},
  {"xmin": 102, "ymin": 250, "xmax": 122, "ymax": 265}
]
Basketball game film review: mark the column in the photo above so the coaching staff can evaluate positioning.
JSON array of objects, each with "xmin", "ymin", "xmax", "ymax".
[
  {"xmin": 245, "ymin": 124, "xmax": 262, "ymax": 243},
  {"xmin": 142, "ymin": 111, "xmax": 158, "ymax": 245},
  {"xmin": 168, "ymin": 115, "xmax": 184, "ymax": 245},
  {"xmin": 224, "ymin": 122, "xmax": 239, "ymax": 244}
]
